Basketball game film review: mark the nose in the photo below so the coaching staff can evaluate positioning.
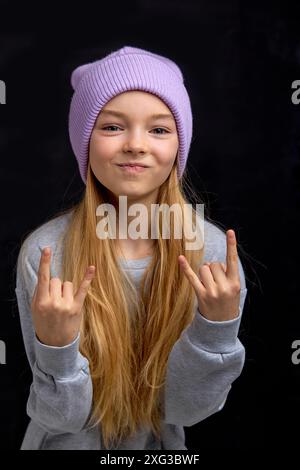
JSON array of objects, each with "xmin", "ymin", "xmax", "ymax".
[{"xmin": 123, "ymin": 130, "xmax": 149, "ymax": 155}]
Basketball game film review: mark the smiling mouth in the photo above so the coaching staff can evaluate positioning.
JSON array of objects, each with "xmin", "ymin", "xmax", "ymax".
[
  {"xmin": 116, "ymin": 164, "xmax": 149, "ymax": 168},
  {"xmin": 116, "ymin": 164, "xmax": 148, "ymax": 174}
]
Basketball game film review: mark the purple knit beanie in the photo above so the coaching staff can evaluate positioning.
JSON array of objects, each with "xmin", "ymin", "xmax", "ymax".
[{"xmin": 68, "ymin": 46, "xmax": 193, "ymax": 184}]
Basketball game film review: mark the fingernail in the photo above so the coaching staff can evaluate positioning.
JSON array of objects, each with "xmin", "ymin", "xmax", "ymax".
[{"xmin": 43, "ymin": 247, "xmax": 50, "ymax": 255}]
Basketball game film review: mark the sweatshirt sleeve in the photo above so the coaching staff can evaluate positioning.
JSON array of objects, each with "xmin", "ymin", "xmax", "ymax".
[
  {"xmin": 162, "ymin": 250, "xmax": 247, "ymax": 427},
  {"xmin": 15, "ymin": 239, "xmax": 94, "ymax": 435}
]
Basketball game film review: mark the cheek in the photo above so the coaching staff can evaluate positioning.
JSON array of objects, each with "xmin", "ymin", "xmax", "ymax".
[
  {"xmin": 154, "ymin": 137, "xmax": 178, "ymax": 163},
  {"xmin": 155, "ymin": 151, "xmax": 177, "ymax": 170},
  {"xmin": 89, "ymin": 134, "xmax": 115, "ymax": 163}
]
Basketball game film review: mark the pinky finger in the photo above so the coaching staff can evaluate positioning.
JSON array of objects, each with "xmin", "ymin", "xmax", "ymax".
[{"xmin": 74, "ymin": 266, "xmax": 96, "ymax": 307}]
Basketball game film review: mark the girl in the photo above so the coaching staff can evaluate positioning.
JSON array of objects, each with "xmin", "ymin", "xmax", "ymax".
[{"xmin": 15, "ymin": 46, "xmax": 248, "ymax": 450}]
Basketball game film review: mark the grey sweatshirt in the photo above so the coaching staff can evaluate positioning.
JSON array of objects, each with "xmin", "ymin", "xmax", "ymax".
[{"xmin": 15, "ymin": 210, "xmax": 248, "ymax": 450}]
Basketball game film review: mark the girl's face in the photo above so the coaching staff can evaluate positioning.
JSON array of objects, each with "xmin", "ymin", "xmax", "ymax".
[{"xmin": 89, "ymin": 91, "xmax": 179, "ymax": 204}]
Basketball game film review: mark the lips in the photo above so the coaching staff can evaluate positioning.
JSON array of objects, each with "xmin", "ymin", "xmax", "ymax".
[
  {"xmin": 116, "ymin": 164, "xmax": 148, "ymax": 174},
  {"xmin": 117, "ymin": 164, "xmax": 148, "ymax": 168}
]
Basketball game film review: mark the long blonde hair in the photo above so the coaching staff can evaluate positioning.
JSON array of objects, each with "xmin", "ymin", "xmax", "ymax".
[{"xmin": 60, "ymin": 158, "xmax": 205, "ymax": 449}]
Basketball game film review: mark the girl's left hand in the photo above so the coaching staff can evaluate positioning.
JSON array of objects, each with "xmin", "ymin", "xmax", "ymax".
[{"xmin": 178, "ymin": 229, "xmax": 241, "ymax": 322}]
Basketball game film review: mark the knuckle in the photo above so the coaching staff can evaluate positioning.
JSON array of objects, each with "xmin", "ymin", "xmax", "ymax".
[
  {"xmin": 38, "ymin": 273, "xmax": 48, "ymax": 283},
  {"xmin": 63, "ymin": 303, "xmax": 73, "ymax": 314},
  {"xmin": 207, "ymin": 289, "xmax": 218, "ymax": 300},
  {"xmin": 63, "ymin": 281, "xmax": 73, "ymax": 287},
  {"xmin": 199, "ymin": 265, "xmax": 208, "ymax": 273},
  {"xmin": 79, "ymin": 288, "xmax": 88, "ymax": 298},
  {"xmin": 69, "ymin": 310, "xmax": 78, "ymax": 318},
  {"xmin": 229, "ymin": 253, "xmax": 238, "ymax": 262},
  {"xmin": 218, "ymin": 285, "xmax": 229, "ymax": 296},
  {"xmin": 36, "ymin": 300, "xmax": 49, "ymax": 314},
  {"xmin": 232, "ymin": 282, "xmax": 241, "ymax": 293},
  {"xmin": 226, "ymin": 282, "xmax": 240, "ymax": 295},
  {"xmin": 51, "ymin": 300, "xmax": 61, "ymax": 311},
  {"xmin": 210, "ymin": 262, "xmax": 219, "ymax": 268},
  {"xmin": 80, "ymin": 284, "xmax": 88, "ymax": 294}
]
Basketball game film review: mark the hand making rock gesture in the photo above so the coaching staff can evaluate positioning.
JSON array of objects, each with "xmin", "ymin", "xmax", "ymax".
[
  {"xmin": 31, "ymin": 247, "xmax": 95, "ymax": 347},
  {"xmin": 179, "ymin": 229, "xmax": 241, "ymax": 321}
]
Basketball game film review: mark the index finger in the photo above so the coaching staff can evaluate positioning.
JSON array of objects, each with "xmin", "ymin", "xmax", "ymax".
[
  {"xmin": 36, "ymin": 247, "xmax": 51, "ymax": 300},
  {"xmin": 225, "ymin": 230, "xmax": 239, "ymax": 281}
]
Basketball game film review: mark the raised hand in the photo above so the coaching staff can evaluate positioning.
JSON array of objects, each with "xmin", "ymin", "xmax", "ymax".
[
  {"xmin": 31, "ymin": 247, "xmax": 95, "ymax": 347},
  {"xmin": 178, "ymin": 229, "xmax": 241, "ymax": 321}
]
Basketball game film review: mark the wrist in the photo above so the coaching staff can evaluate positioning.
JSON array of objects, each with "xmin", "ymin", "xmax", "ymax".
[{"xmin": 35, "ymin": 332, "xmax": 79, "ymax": 348}]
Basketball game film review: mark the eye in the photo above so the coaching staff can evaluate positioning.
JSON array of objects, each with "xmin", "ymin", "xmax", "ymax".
[
  {"xmin": 151, "ymin": 128, "xmax": 169, "ymax": 134},
  {"xmin": 101, "ymin": 125, "xmax": 122, "ymax": 131},
  {"xmin": 101, "ymin": 126, "xmax": 170, "ymax": 134}
]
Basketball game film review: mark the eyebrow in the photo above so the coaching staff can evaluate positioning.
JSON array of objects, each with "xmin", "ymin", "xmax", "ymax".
[{"xmin": 99, "ymin": 109, "xmax": 174, "ymax": 120}]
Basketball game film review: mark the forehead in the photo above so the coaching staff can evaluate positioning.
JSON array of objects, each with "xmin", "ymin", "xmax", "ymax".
[{"xmin": 98, "ymin": 90, "xmax": 174, "ymax": 120}]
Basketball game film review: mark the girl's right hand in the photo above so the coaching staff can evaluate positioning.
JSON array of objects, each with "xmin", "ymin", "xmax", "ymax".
[{"xmin": 31, "ymin": 247, "xmax": 95, "ymax": 347}]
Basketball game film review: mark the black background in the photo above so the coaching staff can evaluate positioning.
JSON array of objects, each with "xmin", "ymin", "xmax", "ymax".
[{"xmin": 0, "ymin": 0, "xmax": 299, "ymax": 450}]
